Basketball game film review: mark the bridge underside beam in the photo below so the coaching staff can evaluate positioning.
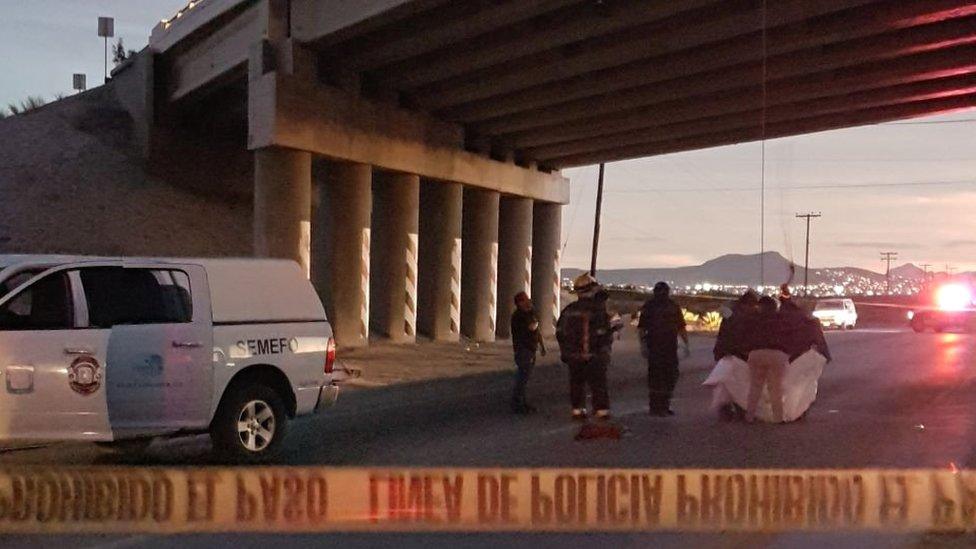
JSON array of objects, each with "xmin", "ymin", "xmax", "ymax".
[
  {"xmin": 290, "ymin": 0, "xmax": 444, "ymax": 46},
  {"xmin": 417, "ymin": 0, "xmax": 886, "ymax": 114},
  {"xmin": 468, "ymin": 16, "xmax": 976, "ymax": 137},
  {"xmin": 512, "ymin": 62, "xmax": 976, "ymax": 152},
  {"xmin": 163, "ymin": 1, "xmax": 264, "ymax": 103},
  {"xmin": 318, "ymin": 0, "xmax": 584, "ymax": 73},
  {"xmin": 527, "ymin": 70, "xmax": 976, "ymax": 163},
  {"xmin": 154, "ymin": 0, "xmax": 976, "ymax": 172},
  {"xmin": 549, "ymin": 90, "xmax": 976, "ymax": 167},
  {"xmin": 419, "ymin": 0, "xmax": 975, "ymax": 119},
  {"xmin": 247, "ymin": 73, "xmax": 569, "ymax": 203}
]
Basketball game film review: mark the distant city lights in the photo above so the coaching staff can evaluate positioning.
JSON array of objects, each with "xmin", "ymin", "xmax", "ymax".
[{"xmin": 563, "ymin": 268, "xmax": 928, "ymax": 298}]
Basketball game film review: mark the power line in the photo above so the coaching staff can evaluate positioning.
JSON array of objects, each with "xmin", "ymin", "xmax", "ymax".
[
  {"xmin": 561, "ymin": 171, "xmax": 589, "ymax": 253},
  {"xmin": 759, "ymin": 0, "xmax": 768, "ymax": 289},
  {"xmin": 880, "ymin": 118, "xmax": 976, "ymax": 126},
  {"xmin": 604, "ymin": 179, "xmax": 976, "ymax": 194}
]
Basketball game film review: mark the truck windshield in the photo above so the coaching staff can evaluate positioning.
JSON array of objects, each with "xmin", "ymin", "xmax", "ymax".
[{"xmin": 816, "ymin": 300, "xmax": 844, "ymax": 310}]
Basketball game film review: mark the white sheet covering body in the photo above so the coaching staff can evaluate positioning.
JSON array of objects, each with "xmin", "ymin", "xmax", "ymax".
[{"xmin": 703, "ymin": 349, "xmax": 827, "ymax": 422}]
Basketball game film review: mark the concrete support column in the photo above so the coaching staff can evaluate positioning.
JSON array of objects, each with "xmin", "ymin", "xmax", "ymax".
[
  {"xmin": 496, "ymin": 197, "xmax": 533, "ymax": 339},
  {"xmin": 418, "ymin": 180, "xmax": 462, "ymax": 341},
  {"xmin": 370, "ymin": 172, "xmax": 420, "ymax": 343},
  {"xmin": 461, "ymin": 188, "xmax": 500, "ymax": 342},
  {"xmin": 312, "ymin": 161, "xmax": 372, "ymax": 348},
  {"xmin": 253, "ymin": 147, "xmax": 312, "ymax": 275},
  {"xmin": 531, "ymin": 202, "xmax": 562, "ymax": 337}
]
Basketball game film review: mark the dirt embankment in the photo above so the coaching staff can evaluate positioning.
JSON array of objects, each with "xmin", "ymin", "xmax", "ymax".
[{"xmin": 0, "ymin": 83, "xmax": 251, "ymax": 257}]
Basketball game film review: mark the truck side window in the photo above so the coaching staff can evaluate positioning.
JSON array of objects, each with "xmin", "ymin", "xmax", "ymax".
[
  {"xmin": 0, "ymin": 272, "xmax": 73, "ymax": 331},
  {"xmin": 80, "ymin": 267, "xmax": 192, "ymax": 327},
  {"xmin": 0, "ymin": 270, "xmax": 43, "ymax": 299}
]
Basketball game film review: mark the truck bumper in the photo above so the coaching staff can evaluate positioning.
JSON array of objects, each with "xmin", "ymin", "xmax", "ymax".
[{"xmin": 314, "ymin": 383, "xmax": 339, "ymax": 412}]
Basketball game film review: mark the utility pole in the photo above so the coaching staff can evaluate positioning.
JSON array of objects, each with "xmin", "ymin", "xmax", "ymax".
[
  {"xmin": 920, "ymin": 263, "xmax": 932, "ymax": 280},
  {"xmin": 880, "ymin": 251, "xmax": 898, "ymax": 294},
  {"xmin": 590, "ymin": 163, "xmax": 605, "ymax": 277},
  {"xmin": 796, "ymin": 212, "xmax": 821, "ymax": 296}
]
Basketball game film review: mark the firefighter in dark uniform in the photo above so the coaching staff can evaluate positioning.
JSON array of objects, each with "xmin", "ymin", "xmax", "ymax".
[
  {"xmin": 556, "ymin": 274, "xmax": 617, "ymax": 421},
  {"xmin": 510, "ymin": 291, "xmax": 545, "ymax": 414},
  {"xmin": 638, "ymin": 282, "xmax": 689, "ymax": 416}
]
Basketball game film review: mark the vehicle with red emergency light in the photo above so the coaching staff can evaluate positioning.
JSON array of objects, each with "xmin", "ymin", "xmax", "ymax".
[
  {"xmin": 907, "ymin": 279, "xmax": 976, "ymax": 333},
  {"xmin": 0, "ymin": 256, "xmax": 339, "ymax": 461}
]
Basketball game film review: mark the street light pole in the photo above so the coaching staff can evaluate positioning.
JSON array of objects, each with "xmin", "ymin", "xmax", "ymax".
[
  {"xmin": 796, "ymin": 212, "xmax": 821, "ymax": 295},
  {"xmin": 97, "ymin": 17, "xmax": 115, "ymax": 83}
]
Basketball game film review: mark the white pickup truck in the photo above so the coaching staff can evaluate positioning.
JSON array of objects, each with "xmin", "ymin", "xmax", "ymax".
[{"xmin": 0, "ymin": 255, "xmax": 338, "ymax": 461}]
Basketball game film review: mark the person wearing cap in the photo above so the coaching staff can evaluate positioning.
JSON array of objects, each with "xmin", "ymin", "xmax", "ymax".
[
  {"xmin": 556, "ymin": 273, "xmax": 617, "ymax": 421},
  {"xmin": 510, "ymin": 291, "xmax": 545, "ymax": 414},
  {"xmin": 638, "ymin": 282, "xmax": 689, "ymax": 416}
]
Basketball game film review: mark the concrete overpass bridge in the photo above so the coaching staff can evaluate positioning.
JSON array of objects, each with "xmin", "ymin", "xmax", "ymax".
[{"xmin": 126, "ymin": 0, "xmax": 976, "ymax": 347}]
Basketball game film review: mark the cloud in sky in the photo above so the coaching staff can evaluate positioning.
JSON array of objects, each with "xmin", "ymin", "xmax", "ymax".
[
  {"xmin": 946, "ymin": 240, "xmax": 976, "ymax": 249},
  {"xmin": 0, "ymin": 0, "xmax": 188, "ymax": 104},
  {"xmin": 562, "ymin": 113, "xmax": 976, "ymax": 273},
  {"xmin": 833, "ymin": 242, "xmax": 924, "ymax": 250}
]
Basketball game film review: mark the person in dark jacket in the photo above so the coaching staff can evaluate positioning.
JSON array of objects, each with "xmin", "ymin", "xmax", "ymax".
[
  {"xmin": 510, "ymin": 291, "xmax": 544, "ymax": 414},
  {"xmin": 638, "ymin": 282, "xmax": 689, "ymax": 416},
  {"xmin": 779, "ymin": 298, "xmax": 832, "ymax": 362},
  {"xmin": 556, "ymin": 273, "xmax": 617, "ymax": 421},
  {"xmin": 713, "ymin": 290, "xmax": 759, "ymax": 362},
  {"xmin": 744, "ymin": 296, "xmax": 790, "ymax": 423}
]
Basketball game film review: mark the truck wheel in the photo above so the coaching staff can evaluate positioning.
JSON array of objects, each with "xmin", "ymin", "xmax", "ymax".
[{"xmin": 211, "ymin": 384, "xmax": 289, "ymax": 462}]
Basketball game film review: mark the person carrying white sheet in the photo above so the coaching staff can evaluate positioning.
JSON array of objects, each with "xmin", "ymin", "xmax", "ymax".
[{"xmin": 743, "ymin": 296, "xmax": 790, "ymax": 423}]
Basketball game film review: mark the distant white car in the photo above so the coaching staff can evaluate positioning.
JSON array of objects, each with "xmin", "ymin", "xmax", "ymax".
[{"xmin": 812, "ymin": 298, "xmax": 858, "ymax": 330}]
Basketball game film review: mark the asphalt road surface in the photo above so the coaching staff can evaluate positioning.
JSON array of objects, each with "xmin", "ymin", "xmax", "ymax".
[{"xmin": 4, "ymin": 326, "xmax": 976, "ymax": 548}]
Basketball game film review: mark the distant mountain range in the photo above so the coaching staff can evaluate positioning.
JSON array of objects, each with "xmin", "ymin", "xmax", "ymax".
[{"xmin": 565, "ymin": 252, "xmax": 970, "ymax": 289}]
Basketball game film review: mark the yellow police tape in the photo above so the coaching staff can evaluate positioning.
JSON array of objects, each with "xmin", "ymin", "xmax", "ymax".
[{"xmin": 1, "ymin": 467, "xmax": 975, "ymax": 533}]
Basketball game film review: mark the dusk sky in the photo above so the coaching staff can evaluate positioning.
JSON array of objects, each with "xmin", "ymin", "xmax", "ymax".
[{"xmin": 2, "ymin": 1, "xmax": 974, "ymax": 274}]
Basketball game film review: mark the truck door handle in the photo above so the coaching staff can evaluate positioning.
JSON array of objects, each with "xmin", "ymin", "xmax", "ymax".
[
  {"xmin": 172, "ymin": 340, "xmax": 203, "ymax": 348},
  {"xmin": 64, "ymin": 348, "xmax": 93, "ymax": 355}
]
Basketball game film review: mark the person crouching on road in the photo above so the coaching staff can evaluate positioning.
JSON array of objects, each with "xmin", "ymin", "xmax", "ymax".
[
  {"xmin": 779, "ymin": 291, "xmax": 832, "ymax": 364},
  {"xmin": 744, "ymin": 296, "xmax": 789, "ymax": 423},
  {"xmin": 638, "ymin": 282, "xmax": 690, "ymax": 417},
  {"xmin": 712, "ymin": 290, "xmax": 759, "ymax": 420},
  {"xmin": 511, "ymin": 291, "xmax": 545, "ymax": 414},
  {"xmin": 714, "ymin": 290, "xmax": 759, "ymax": 363},
  {"xmin": 556, "ymin": 274, "xmax": 616, "ymax": 421}
]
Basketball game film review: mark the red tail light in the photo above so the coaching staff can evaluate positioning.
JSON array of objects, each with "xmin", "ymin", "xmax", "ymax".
[{"xmin": 324, "ymin": 337, "xmax": 336, "ymax": 374}]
